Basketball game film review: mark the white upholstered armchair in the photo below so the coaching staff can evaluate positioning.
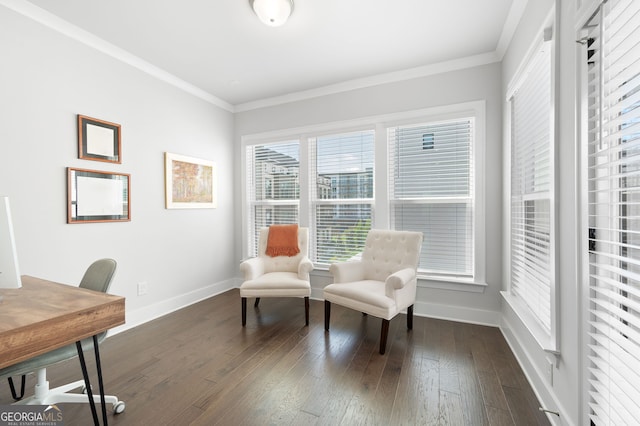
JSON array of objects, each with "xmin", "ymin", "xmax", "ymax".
[
  {"xmin": 240, "ymin": 226, "xmax": 313, "ymax": 326},
  {"xmin": 324, "ymin": 229, "xmax": 423, "ymax": 354}
]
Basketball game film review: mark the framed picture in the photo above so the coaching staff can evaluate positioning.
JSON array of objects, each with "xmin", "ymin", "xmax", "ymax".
[
  {"xmin": 78, "ymin": 115, "xmax": 121, "ymax": 163},
  {"xmin": 165, "ymin": 152, "xmax": 217, "ymax": 209},
  {"xmin": 67, "ymin": 168, "xmax": 130, "ymax": 223}
]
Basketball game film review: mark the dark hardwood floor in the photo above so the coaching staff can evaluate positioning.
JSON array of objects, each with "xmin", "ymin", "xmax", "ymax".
[{"xmin": 0, "ymin": 289, "xmax": 551, "ymax": 425}]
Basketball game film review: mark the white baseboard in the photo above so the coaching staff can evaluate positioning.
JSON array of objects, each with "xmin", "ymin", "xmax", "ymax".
[{"xmin": 107, "ymin": 278, "xmax": 237, "ymax": 336}]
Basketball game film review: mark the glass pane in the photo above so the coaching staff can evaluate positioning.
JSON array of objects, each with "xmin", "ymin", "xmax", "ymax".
[
  {"xmin": 391, "ymin": 120, "xmax": 472, "ymax": 198},
  {"xmin": 253, "ymin": 205, "xmax": 299, "ymax": 230},
  {"xmin": 389, "ymin": 118, "xmax": 474, "ymax": 277},
  {"xmin": 510, "ymin": 45, "xmax": 551, "ymax": 197},
  {"xmin": 312, "ymin": 130, "xmax": 374, "ymax": 264},
  {"xmin": 315, "ymin": 204, "xmax": 372, "ymax": 264},
  {"xmin": 511, "ymin": 198, "xmax": 551, "ymax": 331},
  {"xmin": 254, "ymin": 143, "xmax": 299, "ymax": 200},
  {"xmin": 252, "ymin": 205, "xmax": 299, "ymax": 256},
  {"xmin": 248, "ymin": 141, "xmax": 300, "ymax": 257},
  {"xmin": 392, "ymin": 203, "xmax": 472, "ymax": 275},
  {"xmin": 315, "ymin": 131, "xmax": 374, "ymax": 200}
]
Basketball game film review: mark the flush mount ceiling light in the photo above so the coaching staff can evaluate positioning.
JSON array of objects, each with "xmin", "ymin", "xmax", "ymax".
[{"xmin": 250, "ymin": 0, "xmax": 293, "ymax": 27}]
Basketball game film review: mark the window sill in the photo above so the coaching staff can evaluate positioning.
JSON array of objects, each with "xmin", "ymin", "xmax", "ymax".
[
  {"xmin": 418, "ymin": 276, "xmax": 487, "ymax": 293},
  {"xmin": 311, "ymin": 268, "xmax": 487, "ymax": 293},
  {"xmin": 500, "ymin": 291, "xmax": 559, "ymax": 356}
]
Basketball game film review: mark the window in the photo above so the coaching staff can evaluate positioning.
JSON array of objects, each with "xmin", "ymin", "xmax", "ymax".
[
  {"xmin": 242, "ymin": 102, "xmax": 485, "ymax": 285},
  {"xmin": 584, "ymin": 0, "xmax": 640, "ymax": 423},
  {"xmin": 310, "ymin": 130, "xmax": 374, "ymax": 265},
  {"xmin": 246, "ymin": 141, "xmax": 299, "ymax": 256},
  {"xmin": 507, "ymin": 34, "xmax": 555, "ymax": 342},
  {"xmin": 422, "ymin": 133, "xmax": 435, "ymax": 150},
  {"xmin": 389, "ymin": 119, "xmax": 474, "ymax": 276}
]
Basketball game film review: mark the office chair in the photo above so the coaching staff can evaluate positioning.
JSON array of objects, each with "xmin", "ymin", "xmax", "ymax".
[
  {"xmin": 240, "ymin": 226, "xmax": 313, "ymax": 326},
  {"xmin": 0, "ymin": 258, "xmax": 125, "ymax": 414},
  {"xmin": 324, "ymin": 229, "xmax": 423, "ymax": 354}
]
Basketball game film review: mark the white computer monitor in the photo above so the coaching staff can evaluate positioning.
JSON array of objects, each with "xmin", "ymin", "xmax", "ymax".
[{"xmin": 0, "ymin": 196, "xmax": 22, "ymax": 289}]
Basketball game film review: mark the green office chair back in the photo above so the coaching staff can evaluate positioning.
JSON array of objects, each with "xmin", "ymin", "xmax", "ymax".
[
  {"xmin": 78, "ymin": 258, "xmax": 117, "ymax": 346},
  {"xmin": 80, "ymin": 258, "xmax": 117, "ymax": 293}
]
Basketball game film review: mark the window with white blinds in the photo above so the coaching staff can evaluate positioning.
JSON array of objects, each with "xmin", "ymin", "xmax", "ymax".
[
  {"xmin": 388, "ymin": 119, "xmax": 474, "ymax": 276},
  {"xmin": 509, "ymin": 38, "xmax": 554, "ymax": 336},
  {"xmin": 246, "ymin": 141, "xmax": 300, "ymax": 256},
  {"xmin": 243, "ymin": 102, "xmax": 485, "ymax": 283},
  {"xmin": 310, "ymin": 130, "xmax": 374, "ymax": 265},
  {"xmin": 585, "ymin": 0, "xmax": 640, "ymax": 424}
]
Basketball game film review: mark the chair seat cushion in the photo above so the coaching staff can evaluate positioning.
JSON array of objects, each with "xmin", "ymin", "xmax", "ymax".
[
  {"xmin": 0, "ymin": 335, "xmax": 103, "ymax": 379},
  {"xmin": 323, "ymin": 280, "xmax": 397, "ymax": 320},
  {"xmin": 240, "ymin": 271, "xmax": 311, "ymax": 298}
]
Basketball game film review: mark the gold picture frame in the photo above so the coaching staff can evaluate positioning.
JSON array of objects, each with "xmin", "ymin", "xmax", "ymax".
[{"xmin": 164, "ymin": 152, "xmax": 217, "ymax": 209}]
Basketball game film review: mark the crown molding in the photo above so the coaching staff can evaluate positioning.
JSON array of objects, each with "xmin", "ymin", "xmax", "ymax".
[{"xmin": 235, "ymin": 52, "xmax": 500, "ymax": 112}]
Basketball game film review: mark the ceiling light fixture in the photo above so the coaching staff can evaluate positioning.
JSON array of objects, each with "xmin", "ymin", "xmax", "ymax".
[{"xmin": 250, "ymin": 0, "xmax": 293, "ymax": 27}]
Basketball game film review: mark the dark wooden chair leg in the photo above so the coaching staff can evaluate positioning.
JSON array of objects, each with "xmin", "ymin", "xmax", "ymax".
[
  {"xmin": 254, "ymin": 297, "xmax": 260, "ymax": 307},
  {"xmin": 324, "ymin": 300, "xmax": 331, "ymax": 331},
  {"xmin": 242, "ymin": 297, "xmax": 247, "ymax": 326},
  {"xmin": 304, "ymin": 297, "xmax": 310, "ymax": 326},
  {"xmin": 380, "ymin": 319, "xmax": 390, "ymax": 354},
  {"xmin": 407, "ymin": 305, "xmax": 414, "ymax": 330}
]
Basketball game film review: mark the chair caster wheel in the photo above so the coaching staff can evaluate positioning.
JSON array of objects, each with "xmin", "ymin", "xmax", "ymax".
[{"xmin": 114, "ymin": 401, "xmax": 125, "ymax": 414}]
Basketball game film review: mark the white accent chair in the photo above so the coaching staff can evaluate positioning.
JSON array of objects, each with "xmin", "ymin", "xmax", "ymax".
[
  {"xmin": 240, "ymin": 227, "xmax": 313, "ymax": 326},
  {"xmin": 324, "ymin": 229, "xmax": 423, "ymax": 354}
]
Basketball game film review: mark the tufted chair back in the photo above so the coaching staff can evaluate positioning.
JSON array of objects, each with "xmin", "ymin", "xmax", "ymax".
[
  {"xmin": 360, "ymin": 229, "xmax": 423, "ymax": 281},
  {"xmin": 257, "ymin": 227, "xmax": 309, "ymax": 274}
]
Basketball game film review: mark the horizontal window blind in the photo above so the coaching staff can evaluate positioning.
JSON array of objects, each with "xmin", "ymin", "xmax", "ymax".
[
  {"xmin": 388, "ymin": 119, "xmax": 473, "ymax": 276},
  {"xmin": 586, "ymin": 0, "xmax": 640, "ymax": 424},
  {"xmin": 311, "ymin": 130, "xmax": 374, "ymax": 265},
  {"xmin": 246, "ymin": 142, "xmax": 300, "ymax": 256},
  {"xmin": 509, "ymin": 38, "xmax": 553, "ymax": 334}
]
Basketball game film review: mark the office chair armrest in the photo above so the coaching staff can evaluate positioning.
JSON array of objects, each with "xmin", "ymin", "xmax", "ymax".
[
  {"xmin": 240, "ymin": 257, "xmax": 265, "ymax": 280},
  {"xmin": 298, "ymin": 257, "xmax": 314, "ymax": 280},
  {"xmin": 329, "ymin": 261, "xmax": 365, "ymax": 283},
  {"xmin": 385, "ymin": 268, "xmax": 416, "ymax": 297}
]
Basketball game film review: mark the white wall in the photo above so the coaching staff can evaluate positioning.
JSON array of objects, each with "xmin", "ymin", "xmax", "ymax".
[
  {"xmin": 235, "ymin": 62, "xmax": 504, "ymax": 326},
  {"xmin": 500, "ymin": 0, "xmax": 581, "ymax": 424},
  {"xmin": 0, "ymin": 6, "xmax": 236, "ymax": 331}
]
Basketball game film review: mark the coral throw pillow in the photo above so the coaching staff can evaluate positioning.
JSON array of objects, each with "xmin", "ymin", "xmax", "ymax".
[{"xmin": 266, "ymin": 224, "xmax": 300, "ymax": 257}]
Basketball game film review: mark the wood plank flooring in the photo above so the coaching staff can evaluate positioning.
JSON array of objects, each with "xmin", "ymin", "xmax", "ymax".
[{"xmin": 0, "ymin": 289, "xmax": 551, "ymax": 425}]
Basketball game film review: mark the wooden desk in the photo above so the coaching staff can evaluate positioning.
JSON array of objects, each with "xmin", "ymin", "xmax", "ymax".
[
  {"xmin": 0, "ymin": 275, "xmax": 125, "ymax": 425},
  {"xmin": 0, "ymin": 276, "xmax": 125, "ymax": 370}
]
